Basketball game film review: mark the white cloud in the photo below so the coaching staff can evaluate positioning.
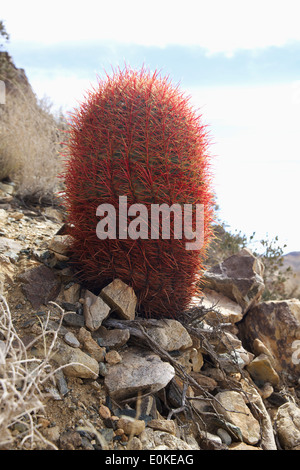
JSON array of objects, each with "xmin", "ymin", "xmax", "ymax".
[{"xmin": 2, "ymin": 0, "xmax": 300, "ymax": 54}]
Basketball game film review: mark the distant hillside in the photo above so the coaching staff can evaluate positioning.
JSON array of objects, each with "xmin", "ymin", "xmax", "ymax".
[
  {"xmin": 283, "ymin": 251, "xmax": 300, "ymax": 298},
  {"xmin": 283, "ymin": 251, "xmax": 300, "ymax": 271}
]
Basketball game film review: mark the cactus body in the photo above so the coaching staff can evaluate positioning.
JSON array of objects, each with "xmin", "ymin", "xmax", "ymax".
[{"xmin": 63, "ymin": 67, "xmax": 214, "ymax": 318}]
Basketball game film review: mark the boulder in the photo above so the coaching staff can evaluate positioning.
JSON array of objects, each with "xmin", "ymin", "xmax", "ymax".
[
  {"xmin": 203, "ymin": 248, "xmax": 265, "ymax": 313},
  {"xmin": 239, "ymin": 298, "xmax": 300, "ymax": 381},
  {"xmin": 214, "ymin": 391, "xmax": 261, "ymax": 445},
  {"xmin": 200, "ymin": 288, "xmax": 243, "ymax": 324},
  {"xmin": 95, "ymin": 325, "xmax": 130, "ymax": 349},
  {"xmin": 83, "ymin": 289, "xmax": 110, "ymax": 331},
  {"xmin": 143, "ymin": 319, "xmax": 193, "ymax": 351},
  {"xmin": 54, "ymin": 342, "xmax": 99, "ymax": 379},
  {"xmin": 104, "ymin": 347, "xmax": 175, "ymax": 402},
  {"xmin": 246, "ymin": 354, "xmax": 280, "ymax": 387},
  {"xmin": 18, "ymin": 264, "xmax": 61, "ymax": 309}
]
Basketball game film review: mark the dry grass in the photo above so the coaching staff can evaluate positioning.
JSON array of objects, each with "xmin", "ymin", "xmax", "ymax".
[
  {"xmin": 0, "ymin": 295, "xmax": 63, "ymax": 449},
  {"xmin": 0, "ymin": 81, "xmax": 67, "ymax": 201}
]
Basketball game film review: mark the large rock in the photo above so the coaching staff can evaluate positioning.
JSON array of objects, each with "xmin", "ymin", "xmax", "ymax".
[
  {"xmin": 246, "ymin": 354, "xmax": 280, "ymax": 387},
  {"xmin": 200, "ymin": 288, "xmax": 243, "ymax": 324},
  {"xmin": 83, "ymin": 289, "xmax": 110, "ymax": 331},
  {"xmin": 95, "ymin": 325, "xmax": 130, "ymax": 349},
  {"xmin": 214, "ymin": 391, "xmax": 261, "ymax": 445},
  {"xmin": 54, "ymin": 342, "xmax": 99, "ymax": 379},
  {"xmin": 143, "ymin": 319, "xmax": 193, "ymax": 351},
  {"xmin": 104, "ymin": 347, "xmax": 175, "ymax": 401},
  {"xmin": 276, "ymin": 402, "xmax": 300, "ymax": 450},
  {"xmin": 239, "ymin": 299, "xmax": 300, "ymax": 381},
  {"xmin": 100, "ymin": 279, "xmax": 137, "ymax": 320},
  {"xmin": 203, "ymin": 248, "xmax": 265, "ymax": 313},
  {"xmin": 18, "ymin": 264, "xmax": 61, "ymax": 309}
]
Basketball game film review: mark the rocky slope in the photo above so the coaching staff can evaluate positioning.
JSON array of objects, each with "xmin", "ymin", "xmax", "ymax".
[{"xmin": 0, "ymin": 183, "xmax": 299, "ymax": 451}]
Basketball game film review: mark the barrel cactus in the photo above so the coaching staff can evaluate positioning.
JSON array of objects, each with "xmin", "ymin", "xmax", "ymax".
[{"xmin": 63, "ymin": 66, "xmax": 214, "ymax": 318}]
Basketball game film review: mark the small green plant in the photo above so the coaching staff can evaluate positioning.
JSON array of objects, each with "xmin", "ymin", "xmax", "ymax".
[{"xmin": 253, "ymin": 235, "xmax": 294, "ymax": 301}]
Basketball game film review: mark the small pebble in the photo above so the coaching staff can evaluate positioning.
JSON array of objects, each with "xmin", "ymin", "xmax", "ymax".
[
  {"xmin": 64, "ymin": 331, "xmax": 80, "ymax": 348},
  {"xmin": 55, "ymin": 369, "xmax": 69, "ymax": 396},
  {"xmin": 117, "ymin": 417, "xmax": 145, "ymax": 436},
  {"xmin": 127, "ymin": 437, "xmax": 143, "ymax": 450},
  {"xmin": 100, "ymin": 428, "xmax": 115, "ymax": 443},
  {"xmin": 99, "ymin": 404, "xmax": 111, "ymax": 420},
  {"xmin": 63, "ymin": 312, "xmax": 85, "ymax": 327},
  {"xmin": 105, "ymin": 350, "xmax": 122, "ymax": 365},
  {"xmin": 217, "ymin": 428, "xmax": 232, "ymax": 446},
  {"xmin": 99, "ymin": 362, "xmax": 108, "ymax": 376}
]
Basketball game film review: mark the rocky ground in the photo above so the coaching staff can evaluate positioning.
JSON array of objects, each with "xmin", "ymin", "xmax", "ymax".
[{"xmin": 0, "ymin": 180, "xmax": 300, "ymax": 451}]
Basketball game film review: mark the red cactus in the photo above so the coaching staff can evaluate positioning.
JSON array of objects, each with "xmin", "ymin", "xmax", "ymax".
[{"xmin": 63, "ymin": 66, "xmax": 214, "ymax": 318}]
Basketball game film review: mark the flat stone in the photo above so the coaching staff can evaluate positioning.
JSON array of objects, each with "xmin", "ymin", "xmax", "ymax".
[
  {"xmin": 55, "ymin": 369, "xmax": 69, "ymax": 396},
  {"xmin": 18, "ymin": 264, "xmax": 61, "ymax": 309},
  {"xmin": 143, "ymin": 319, "xmax": 193, "ymax": 351},
  {"xmin": 95, "ymin": 325, "xmax": 130, "ymax": 349},
  {"xmin": 54, "ymin": 341, "xmax": 99, "ymax": 379},
  {"xmin": 64, "ymin": 331, "xmax": 80, "ymax": 348},
  {"xmin": 83, "ymin": 289, "xmax": 111, "ymax": 331},
  {"xmin": 100, "ymin": 279, "xmax": 137, "ymax": 320},
  {"xmin": 63, "ymin": 312, "xmax": 85, "ymax": 327},
  {"xmin": 63, "ymin": 283, "xmax": 81, "ymax": 304},
  {"xmin": 214, "ymin": 391, "xmax": 261, "ymax": 445},
  {"xmin": 104, "ymin": 347, "xmax": 175, "ymax": 402},
  {"xmin": 201, "ymin": 288, "xmax": 243, "ymax": 324},
  {"xmin": 147, "ymin": 419, "xmax": 177, "ymax": 435}
]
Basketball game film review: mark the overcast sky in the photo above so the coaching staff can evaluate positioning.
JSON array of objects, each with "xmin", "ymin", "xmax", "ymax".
[{"xmin": 2, "ymin": 0, "xmax": 300, "ymax": 253}]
